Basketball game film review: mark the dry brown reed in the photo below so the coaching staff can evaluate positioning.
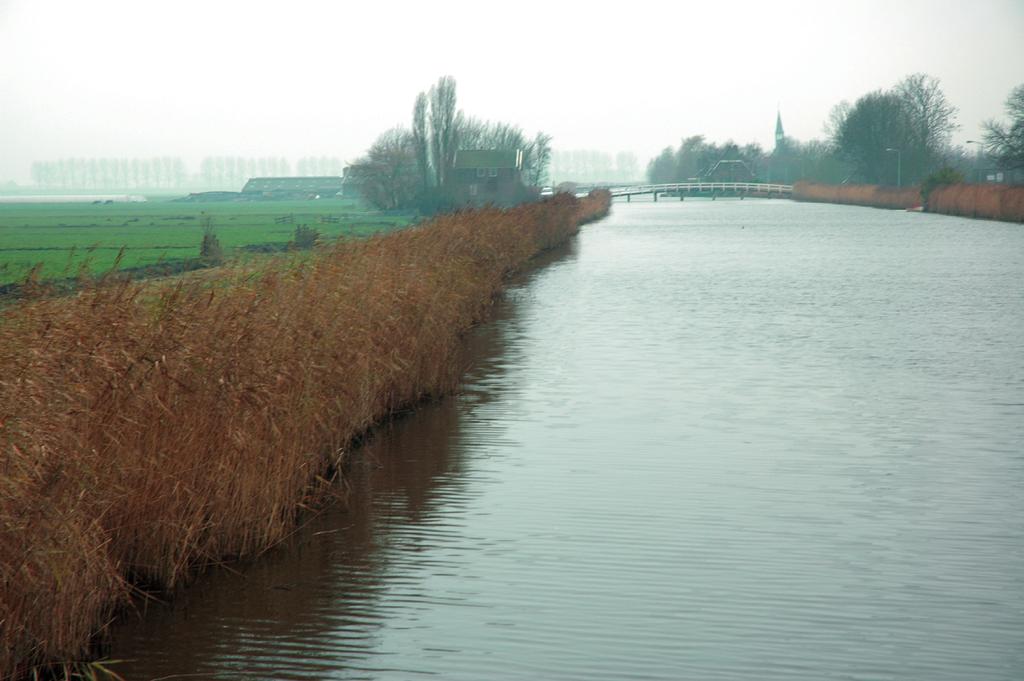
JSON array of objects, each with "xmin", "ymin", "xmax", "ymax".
[
  {"xmin": 0, "ymin": 191, "xmax": 611, "ymax": 679},
  {"xmin": 792, "ymin": 181, "xmax": 922, "ymax": 210},
  {"xmin": 926, "ymin": 183, "xmax": 1024, "ymax": 223}
]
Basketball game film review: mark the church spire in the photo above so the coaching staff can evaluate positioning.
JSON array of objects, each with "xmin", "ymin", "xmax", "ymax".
[{"xmin": 775, "ymin": 109, "xmax": 785, "ymax": 149}]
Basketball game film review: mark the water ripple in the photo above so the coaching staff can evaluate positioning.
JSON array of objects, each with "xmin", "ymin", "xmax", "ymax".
[{"xmin": 110, "ymin": 201, "xmax": 1024, "ymax": 681}]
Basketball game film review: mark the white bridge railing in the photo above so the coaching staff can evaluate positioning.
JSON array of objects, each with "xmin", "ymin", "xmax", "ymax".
[{"xmin": 607, "ymin": 182, "xmax": 793, "ymax": 196}]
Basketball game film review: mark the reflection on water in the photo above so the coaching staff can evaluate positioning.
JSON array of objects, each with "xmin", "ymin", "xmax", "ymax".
[{"xmin": 109, "ymin": 200, "xmax": 1024, "ymax": 680}]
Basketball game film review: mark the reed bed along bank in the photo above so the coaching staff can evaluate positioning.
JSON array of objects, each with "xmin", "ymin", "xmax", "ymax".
[
  {"xmin": 0, "ymin": 191, "xmax": 611, "ymax": 679},
  {"xmin": 793, "ymin": 180, "xmax": 1024, "ymax": 222},
  {"xmin": 792, "ymin": 181, "xmax": 921, "ymax": 210},
  {"xmin": 927, "ymin": 183, "xmax": 1024, "ymax": 223}
]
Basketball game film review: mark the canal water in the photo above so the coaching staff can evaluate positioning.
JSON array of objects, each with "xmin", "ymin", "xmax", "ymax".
[{"xmin": 109, "ymin": 200, "xmax": 1024, "ymax": 680}]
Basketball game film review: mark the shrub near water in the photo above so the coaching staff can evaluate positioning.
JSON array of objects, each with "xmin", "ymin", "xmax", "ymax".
[{"xmin": 0, "ymin": 192, "xmax": 611, "ymax": 679}]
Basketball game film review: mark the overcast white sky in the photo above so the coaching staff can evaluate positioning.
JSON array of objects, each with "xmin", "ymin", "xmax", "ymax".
[{"xmin": 1, "ymin": 0, "xmax": 1022, "ymax": 183}]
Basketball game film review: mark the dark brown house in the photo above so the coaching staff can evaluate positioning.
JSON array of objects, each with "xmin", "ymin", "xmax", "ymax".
[{"xmin": 451, "ymin": 150, "xmax": 530, "ymax": 206}]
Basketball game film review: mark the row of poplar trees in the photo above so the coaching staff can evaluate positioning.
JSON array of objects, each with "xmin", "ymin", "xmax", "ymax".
[{"xmin": 356, "ymin": 76, "xmax": 552, "ymax": 211}]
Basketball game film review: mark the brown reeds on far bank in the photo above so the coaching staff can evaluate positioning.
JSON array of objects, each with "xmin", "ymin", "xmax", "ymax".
[
  {"xmin": 793, "ymin": 180, "xmax": 1024, "ymax": 222},
  {"xmin": 0, "ymin": 191, "xmax": 611, "ymax": 679},
  {"xmin": 792, "ymin": 181, "xmax": 922, "ymax": 210},
  {"xmin": 927, "ymin": 183, "xmax": 1024, "ymax": 223}
]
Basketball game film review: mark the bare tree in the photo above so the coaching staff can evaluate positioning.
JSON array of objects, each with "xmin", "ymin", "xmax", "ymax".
[
  {"xmin": 411, "ymin": 91, "xmax": 431, "ymax": 192},
  {"xmin": 151, "ymin": 158, "xmax": 163, "ymax": 189},
  {"xmin": 672, "ymin": 135, "xmax": 706, "ymax": 180},
  {"xmin": 896, "ymin": 75, "xmax": 957, "ymax": 145},
  {"xmin": 833, "ymin": 90, "xmax": 910, "ymax": 184},
  {"xmin": 647, "ymin": 147, "xmax": 676, "ymax": 184},
  {"xmin": 457, "ymin": 116, "xmax": 485, "ymax": 150},
  {"xmin": 486, "ymin": 121, "xmax": 524, "ymax": 150},
  {"xmin": 824, "ymin": 100, "xmax": 852, "ymax": 143},
  {"xmin": 173, "ymin": 158, "xmax": 186, "ymax": 188},
  {"xmin": 829, "ymin": 75, "xmax": 957, "ymax": 184},
  {"xmin": 894, "ymin": 73, "xmax": 958, "ymax": 178},
  {"xmin": 983, "ymin": 83, "xmax": 1024, "ymax": 171},
  {"xmin": 358, "ymin": 127, "xmax": 419, "ymax": 210},
  {"xmin": 454, "ymin": 117, "xmax": 550, "ymax": 186},
  {"xmin": 429, "ymin": 76, "xmax": 460, "ymax": 189},
  {"xmin": 524, "ymin": 132, "xmax": 552, "ymax": 186}
]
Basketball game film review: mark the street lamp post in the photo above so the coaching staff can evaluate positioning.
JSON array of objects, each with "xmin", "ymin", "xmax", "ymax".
[
  {"xmin": 965, "ymin": 140, "xmax": 982, "ymax": 183},
  {"xmin": 885, "ymin": 148, "xmax": 901, "ymax": 188}
]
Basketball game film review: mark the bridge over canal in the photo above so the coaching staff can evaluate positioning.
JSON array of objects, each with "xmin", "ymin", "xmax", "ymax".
[{"xmin": 603, "ymin": 182, "xmax": 793, "ymax": 201}]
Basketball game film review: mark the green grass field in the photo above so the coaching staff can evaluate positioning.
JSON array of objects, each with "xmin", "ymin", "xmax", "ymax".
[{"xmin": 0, "ymin": 198, "xmax": 415, "ymax": 286}]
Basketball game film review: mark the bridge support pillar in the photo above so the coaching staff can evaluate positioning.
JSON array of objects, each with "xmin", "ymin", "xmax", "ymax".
[
  {"xmin": 679, "ymin": 194, "xmax": 684, "ymax": 201},
  {"xmin": 653, "ymin": 192, "xmax": 658, "ymax": 202},
  {"xmin": 626, "ymin": 194, "xmax": 631, "ymax": 203}
]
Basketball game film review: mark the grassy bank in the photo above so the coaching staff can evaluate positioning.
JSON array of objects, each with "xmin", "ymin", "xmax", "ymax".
[
  {"xmin": 0, "ymin": 192, "xmax": 611, "ymax": 679},
  {"xmin": 927, "ymin": 183, "xmax": 1024, "ymax": 222},
  {"xmin": 792, "ymin": 181, "xmax": 921, "ymax": 209},
  {"xmin": 0, "ymin": 199, "xmax": 411, "ymax": 286}
]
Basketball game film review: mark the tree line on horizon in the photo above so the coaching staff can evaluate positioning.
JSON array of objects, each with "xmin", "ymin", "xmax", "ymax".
[
  {"xmin": 647, "ymin": 136, "xmax": 849, "ymax": 186},
  {"xmin": 353, "ymin": 76, "xmax": 552, "ymax": 212},
  {"xmin": 29, "ymin": 155, "xmax": 349, "ymax": 192},
  {"xmin": 25, "ymin": 145, "xmax": 630, "ymax": 197},
  {"xmin": 30, "ymin": 157, "xmax": 188, "ymax": 191},
  {"xmin": 26, "ymin": 77, "xmax": 1021, "ymax": 195},
  {"xmin": 647, "ymin": 75, "xmax": 1024, "ymax": 187}
]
